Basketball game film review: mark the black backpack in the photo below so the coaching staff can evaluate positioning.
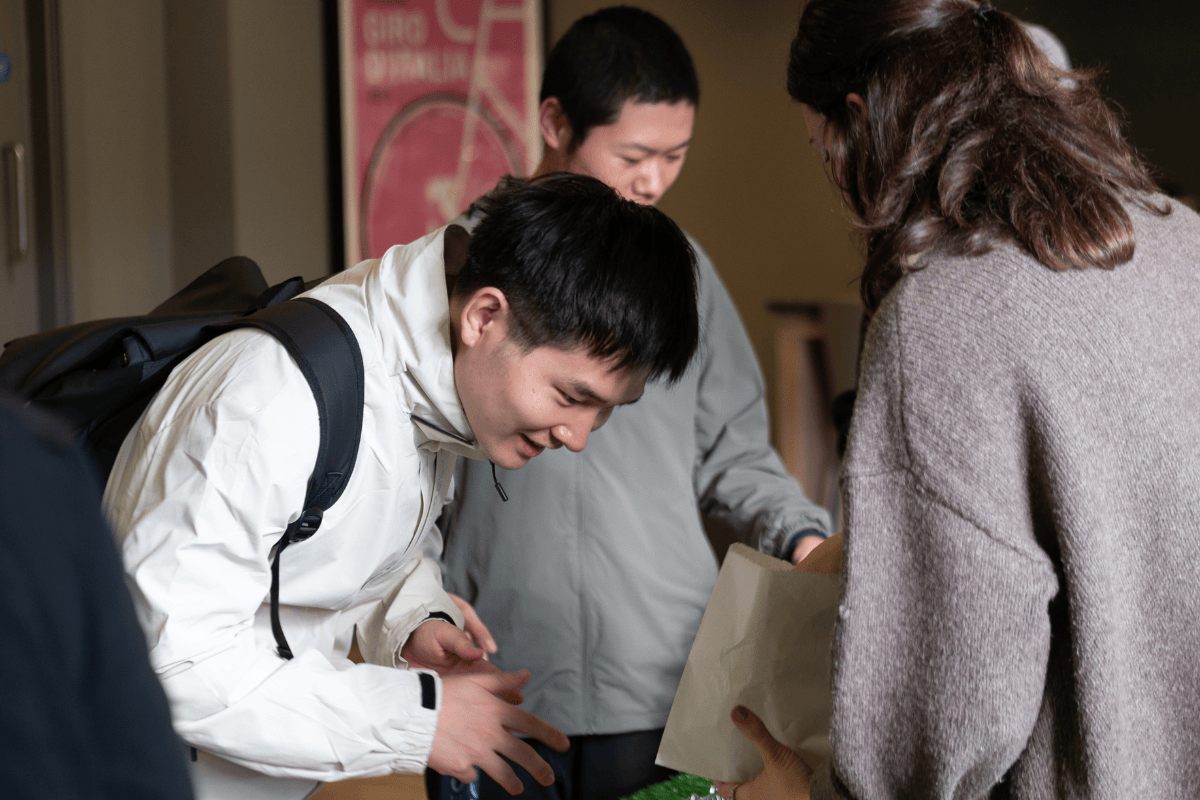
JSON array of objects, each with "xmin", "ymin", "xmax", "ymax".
[{"xmin": 0, "ymin": 256, "xmax": 364, "ymax": 660}]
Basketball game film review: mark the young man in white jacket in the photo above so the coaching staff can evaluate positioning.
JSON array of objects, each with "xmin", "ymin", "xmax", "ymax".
[{"xmin": 102, "ymin": 175, "xmax": 700, "ymax": 800}]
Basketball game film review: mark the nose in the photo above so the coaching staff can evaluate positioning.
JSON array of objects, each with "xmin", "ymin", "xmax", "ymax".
[
  {"xmin": 551, "ymin": 409, "xmax": 606, "ymax": 453},
  {"xmin": 551, "ymin": 422, "xmax": 589, "ymax": 453},
  {"xmin": 631, "ymin": 162, "xmax": 663, "ymax": 204}
]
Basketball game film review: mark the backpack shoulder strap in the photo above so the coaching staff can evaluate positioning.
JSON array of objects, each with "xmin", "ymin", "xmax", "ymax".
[{"xmin": 229, "ymin": 297, "xmax": 365, "ymax": 659}]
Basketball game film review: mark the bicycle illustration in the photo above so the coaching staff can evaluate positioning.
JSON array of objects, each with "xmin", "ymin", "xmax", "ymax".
[{"xmin": 358, "ymin": 0, "xmax": 540, "ymax": 260}]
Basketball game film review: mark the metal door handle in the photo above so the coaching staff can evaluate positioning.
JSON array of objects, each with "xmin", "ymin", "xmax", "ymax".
[{"xmin": 3, "ymin": 142, "xmax": 29, "ymax": 264}]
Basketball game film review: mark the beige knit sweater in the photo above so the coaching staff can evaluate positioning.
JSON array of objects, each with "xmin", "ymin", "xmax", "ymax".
[{"xmin": 812, "ymin": 197, "xmax": 1200, "ymax": 799}]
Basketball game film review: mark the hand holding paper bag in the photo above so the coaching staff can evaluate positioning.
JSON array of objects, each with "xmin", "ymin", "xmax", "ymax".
[
  {"xmin": 713, "ymin": 705, "xmax": 815, "ymax": 800},
  {"xmin": 655, "ymin": 540, "xmax": 841, "ymax": 784}
]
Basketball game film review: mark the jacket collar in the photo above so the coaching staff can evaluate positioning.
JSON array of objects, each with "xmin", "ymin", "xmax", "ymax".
[{"xmin": 314, "ymin": 226, "xmax": 487, "ymax": 460}]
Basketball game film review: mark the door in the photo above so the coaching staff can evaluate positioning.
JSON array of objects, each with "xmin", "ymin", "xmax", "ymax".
[{"xmin": 0, "ymin": 0, "xmax": 39, "ymax": 345}]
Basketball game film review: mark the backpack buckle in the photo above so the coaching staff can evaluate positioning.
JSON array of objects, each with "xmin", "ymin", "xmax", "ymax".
[{"xmin": 293, "ymin": 507, "xmax": 323, "ymax": 541}]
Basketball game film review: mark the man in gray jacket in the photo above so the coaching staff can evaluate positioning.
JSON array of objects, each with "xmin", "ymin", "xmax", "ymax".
[{"xmin": 432, "ymin": 8, "xmax": 832, "ymax": 800}]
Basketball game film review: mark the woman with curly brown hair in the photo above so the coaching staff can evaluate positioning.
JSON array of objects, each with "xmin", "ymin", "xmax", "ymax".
[{"xmin": 714, "ymin": 1, "xmax": 1200, "ymax": 798}]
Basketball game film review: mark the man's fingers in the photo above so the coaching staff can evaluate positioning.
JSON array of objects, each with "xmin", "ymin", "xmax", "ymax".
[
  {"xmin": 496, "ymin": 685, "xmax": 524, "ymax": 705},
  {"xmin": 438, "ymin": 623, "xmax": 486, "ymax": 662},
  {"xmin": 465, "ymin": 667, "xmax": 536, "ymax": 710},
  {"xmin": 447, "ymin": 660, "xmax": 524, "ymax": 703},
  {"xmin": 471, "ymin": 667, "xmax": 532, "ymax": 696},
  {"xmin": 450, "ymin": 593, "xmax": 499, "ymax": 654},
  {"xmin": 476, "ymin": 753, "xmax": 524, "ymax": 796},
  {"xmin": 501, "ymin": 703, "xmax": 570, "ymax": 753},
  {"xmin": 495, "ymin": 734, "xmax": 556, "ymax": 787},
  {"xmin": 432, "ymin": 674, "xmax": 561, "ymax": 796},
  {"xmin": 474, "ymin": 662, "xmax": 523, "ymax": 704},
  {"xmin": 443, "ymin": 761, "xmax": 479, "ymax": 787}
]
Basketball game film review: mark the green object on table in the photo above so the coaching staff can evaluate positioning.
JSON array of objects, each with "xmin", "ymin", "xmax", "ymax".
[{"xmin": 620, "ymin": 772, "xmax": 716, "ymax": 799}]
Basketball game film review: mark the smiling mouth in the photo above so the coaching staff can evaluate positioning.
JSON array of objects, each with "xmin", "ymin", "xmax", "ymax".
[{"xmin": 520, "ymin": 434, "xmax": 545, "ymax": 458}]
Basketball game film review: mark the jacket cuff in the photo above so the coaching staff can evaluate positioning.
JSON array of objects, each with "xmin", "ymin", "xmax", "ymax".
[
  {"xmin": 758, "ymin": 506, "xmax": 834, "ymax": 559},
  {"xmin": 377, "ymin": 667, "xmax": 441, "ymax": 775}
]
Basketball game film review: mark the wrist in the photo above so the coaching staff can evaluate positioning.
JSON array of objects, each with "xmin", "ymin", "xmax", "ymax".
[{"xmin": 424, "ymin": 610, "xmax": 457, "ymax": 627}]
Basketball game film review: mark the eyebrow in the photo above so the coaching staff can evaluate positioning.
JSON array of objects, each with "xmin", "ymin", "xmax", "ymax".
[
  {"xmin": 620, "ymin": 139, "xmax": 693, "ymax": 156},
  {"xmin": 569, "ymin": 381, "xmax": 643, "ymax": 406}
]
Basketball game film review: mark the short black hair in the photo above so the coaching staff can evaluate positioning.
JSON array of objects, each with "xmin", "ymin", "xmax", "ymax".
[
  {"xmin": 541, "ymin": 6, "xmax": 700, "ymax": 149},
  {"xmin": 458, "ymin": 173, "xmax": 699, "ymax": 383}
]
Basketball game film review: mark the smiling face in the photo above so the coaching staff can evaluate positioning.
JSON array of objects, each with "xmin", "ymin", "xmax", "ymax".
[
  {"xmin": 451, "ymin": 286, "xmax": 648, "ymax": 469},
  {"xmin": 460, "ymin": 341, "xmax": 648, "ymax": 469},
  {"xmin": 540, "ymin": 98, "xmax": 695, "ymax": 206}
]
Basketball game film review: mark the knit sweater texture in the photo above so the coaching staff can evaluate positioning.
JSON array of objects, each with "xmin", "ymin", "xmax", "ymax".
[{"xmin": 811, "ymin": 197, "xmax": 1200, "ymax": 799}]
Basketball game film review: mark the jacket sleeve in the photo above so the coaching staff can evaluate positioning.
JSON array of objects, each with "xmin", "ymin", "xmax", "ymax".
[
  {"xmin": 103, "ymin": 333, "xmax": 442, "ymax": 781},
  {"xmin": 690, "ymin": 242, "xmax": 832, "ymax": 557},
  {"xmin": 356, "ymin": 546, "xmax": 465, "ymax": 669}
]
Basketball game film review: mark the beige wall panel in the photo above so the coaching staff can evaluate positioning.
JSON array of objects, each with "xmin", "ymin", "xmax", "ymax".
[
  {"xmin": 60, "ymin": 0, "xmax": 173, "ymax": 321},
  {"xmin": 164, "ymin": 0, "xmax": 236, "ymax": 291},
  {"xmin": 227, "ymin": 0, "xmax": 330, "ymax": 286}
]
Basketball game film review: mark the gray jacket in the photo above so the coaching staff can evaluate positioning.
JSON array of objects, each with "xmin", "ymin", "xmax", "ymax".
[
  {"xmin": 813, "ymin": 197, "xmax": 1200, "ymax": 798},
  {"xmin": 438, "ymin": 216, "xmax": 831, "ymax": 735}
]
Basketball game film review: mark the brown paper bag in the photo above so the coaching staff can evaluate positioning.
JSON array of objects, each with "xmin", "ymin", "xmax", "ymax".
[{"xmin": 655, "ymin": 543, "xmax": 840, "ymax": 783}]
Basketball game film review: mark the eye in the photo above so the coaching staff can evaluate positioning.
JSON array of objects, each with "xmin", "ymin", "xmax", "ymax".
[
  {"xmin": 559, "ymin": 390, "xmax": 582, "ymax": 405},
  {"xmin": 620, "ymin": 156, "xmax": 641, "ymax": 166}
]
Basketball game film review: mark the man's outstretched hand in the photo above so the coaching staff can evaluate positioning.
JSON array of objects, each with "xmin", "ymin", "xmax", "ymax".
[
  {"xmin": 429, "ymin": 670, "xmax": 569, "ymax": 795},
  {"xmin": 711, "ymin": 706, "xmax": 813, "ymax": 800}
]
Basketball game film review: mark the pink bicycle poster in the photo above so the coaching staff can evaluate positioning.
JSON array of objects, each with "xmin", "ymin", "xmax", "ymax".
[{"xmin": 339, "ymin": 0, "xmax": 543, "ymax": 265}]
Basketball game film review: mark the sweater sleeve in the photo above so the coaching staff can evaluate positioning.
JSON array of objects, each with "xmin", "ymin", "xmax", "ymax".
[
  {"xmin": 689, "ymin": 242, "xmax": 832, "ymax": 556},
  {"xmin": 813, "ymin": 290, "xmax": 1059, "ymax": 799},
  {"xmin": 812, "ymin": 470, "xmax": 1057, "ymax": 799},
  {"xmin": 103, "ymin": 333, "xmax": 441, "ymax": 781}
]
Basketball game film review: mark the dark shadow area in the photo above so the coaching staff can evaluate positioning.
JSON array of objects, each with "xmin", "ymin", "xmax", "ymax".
[{"xmin": 1011, "ymin": 1, "xmax": 1200, "ymax": 194}]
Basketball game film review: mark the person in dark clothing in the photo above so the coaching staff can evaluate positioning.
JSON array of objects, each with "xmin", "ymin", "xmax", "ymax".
[{"xmin": 0, "ymin": 395, "xmax": 194, "ymax": 800}]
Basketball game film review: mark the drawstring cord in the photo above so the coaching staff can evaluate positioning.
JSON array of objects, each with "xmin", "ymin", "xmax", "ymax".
[
  {"xmin": 491, "ymin": 462, "xmax": 508, "ymax": 502},
  {"xmin": 411, "ymin": 412, "xmax": 508, "ymax": 501}
]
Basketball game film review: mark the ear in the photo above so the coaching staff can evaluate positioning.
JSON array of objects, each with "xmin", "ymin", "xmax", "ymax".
[
  {"xmin": 539, "ymin": 97, "xmax": 573, "ymax": 153},
  {"xmin": 846, "ymin": 92, "xmax": 866, "ymax": 115},
  {"xmin": 456, "ymin": 286, "xmax": 511, "ymax": 349}
]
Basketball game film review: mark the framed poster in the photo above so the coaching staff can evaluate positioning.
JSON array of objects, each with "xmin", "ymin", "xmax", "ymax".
[{"xmin": 339, "ymin": 0, "xmax": 543, "ymax": 266}]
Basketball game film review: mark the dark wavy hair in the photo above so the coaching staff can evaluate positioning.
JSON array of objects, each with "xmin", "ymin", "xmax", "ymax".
[
  {"xmin": 542, "ymin": 6, "xmax": 700, "ymax": 150},
  {"xmin": 787, "ymin": 0, "xmax": 1164, "ymax": 312},
  {"xmin": 460, "ymin": 173, "xmax": 699, "ymax": 382}
]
